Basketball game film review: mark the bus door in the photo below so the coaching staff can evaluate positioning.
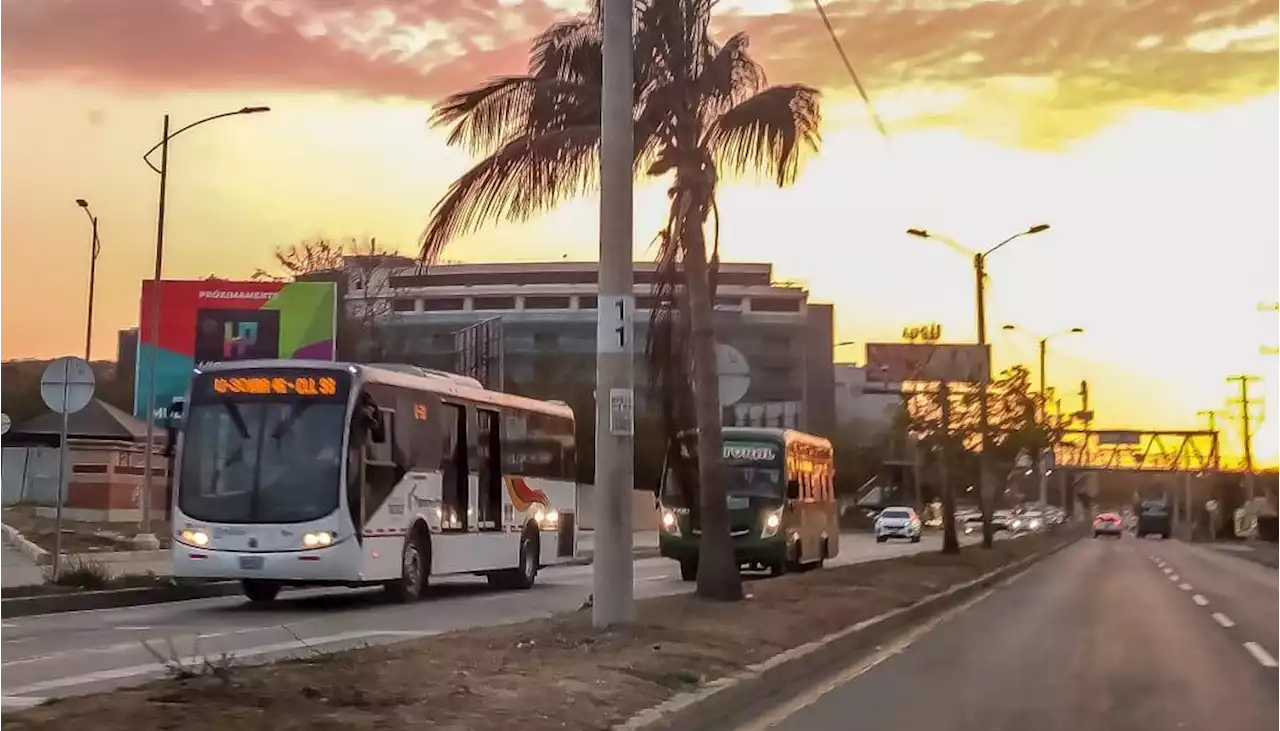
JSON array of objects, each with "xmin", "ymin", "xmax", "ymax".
[
  {"xmin": 476, "ymin": 408, "xmax": 503, "ymax": 531},
  {"xmin": 439, "ymin": 402, "xmax": 469, "ymax": 532}
]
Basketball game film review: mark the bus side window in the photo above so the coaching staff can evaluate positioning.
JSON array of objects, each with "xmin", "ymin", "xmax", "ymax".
[
  {"xmin": 364, "ymin": 408, "xmax": 401, "ymax": 518},
  {"xmin": 346, "ymin": 415, "xmax": 363, "ymax": 534}
]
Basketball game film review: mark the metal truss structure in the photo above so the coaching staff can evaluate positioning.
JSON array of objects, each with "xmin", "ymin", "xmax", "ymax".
[{"xmin": 1053, "ymin": 429, "xmax": 1220, "ymax": 473}]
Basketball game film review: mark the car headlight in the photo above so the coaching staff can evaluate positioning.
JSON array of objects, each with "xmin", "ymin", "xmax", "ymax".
[
  {"xmin": 762, "ymin": 509, "xmax": 783, "ymax": 538},
  {"xmin": 302, "ymin": 531, "xmax": 333, "ymax": 548},
  {"xmin": 1011, "ymin": 520, "xmax": 1022, "ymax": 530},
  {"xmin": 661, "ymin": 509, "xmax": 681, "ymax": 536},
  {"xmin": 179, "ymin": 529, "xmax": 210, "ymax": 547},
  {"xmin": 1029, "ymin": 519, "xmax": 1042, "ymax": 530}
]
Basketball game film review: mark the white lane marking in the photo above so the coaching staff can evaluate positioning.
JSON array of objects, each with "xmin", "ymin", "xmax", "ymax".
[
  {"xmin": 1162, "ymin": 567, "xmax": 1173, "ymax": 574},
  {"xmin": 2, "ymin": 623, "xmax": 16, "ymax": 629},
  {"xmin": 1243, "ymin": 642, "xmax": 1279, "ymax": 668},
  {"xmin": 114, "ymin": 626, "xmax": 153, "ymax": 631},
  {"xmin": 3, "ymin": 630, "xmax": 431, "ymax": 697},
  {"xmin": 638, "ymin": 575, "xmax": 669, "ymax": 583},
  {"xmin": 1192, "ymin": 594, "xmax": 1208, "ymax": 606},
  {"xmin": 1213, "ymin": 612, "xmax": 1236, "ymax": 628},
  {"xmin": 1169, "ymin": 574, "xmax": 1180, "ymax": 582},
  {"xmin": 2, "ymin": 625, "xmax": 282, "ymax": 667},
  {"xmin": 1178, "ymin": 583, "xmax": 1193, "ymax": 591}
]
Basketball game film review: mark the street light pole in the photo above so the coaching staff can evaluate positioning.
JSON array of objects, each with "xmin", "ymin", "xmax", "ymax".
[
  {"xmin": 593, "ymin": 0, "xmax": 635, "ymax": 628},
  {"xmin": 907, "ymin": 224, "xmax": 1050, "ymax": 547},
  {"xmin": 75, "ymin": 200, "xmax": 101, "ymax": 362},
  {"xmin": 139, "ymin": 106, "xmax": 270, "ymax": 541}
]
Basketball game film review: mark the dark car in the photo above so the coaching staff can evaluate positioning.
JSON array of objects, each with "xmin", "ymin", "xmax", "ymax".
[{"xmin": 1135, "ymin": 501, "xmax": 1171, "ymax": 539}]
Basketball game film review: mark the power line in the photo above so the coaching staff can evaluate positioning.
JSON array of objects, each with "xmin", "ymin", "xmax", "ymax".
[{"xmin": 810, "ymin": 0, "xmax": 888, "ymax": 140}]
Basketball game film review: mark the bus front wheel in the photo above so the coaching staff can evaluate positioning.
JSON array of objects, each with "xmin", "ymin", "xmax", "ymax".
[
  {"xmin": 386, "ymin": 532, "xmax": 428, "ymax": 602},
  {"xmin": 679, "ymin": 559, "xmax": 697, "ymax": 582},
  {"xmin": 242, "ymin": 579, "xmax": 280, "ymax": 604},
  {"xmin": 490, "ymin": 529, "xmax": 539, "ymax": 590}
]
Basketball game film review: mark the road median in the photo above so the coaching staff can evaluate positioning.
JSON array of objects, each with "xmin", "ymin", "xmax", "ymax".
[{"xmin": 5, "ymin": 530, "xmax": 1080, "ymax": 731}]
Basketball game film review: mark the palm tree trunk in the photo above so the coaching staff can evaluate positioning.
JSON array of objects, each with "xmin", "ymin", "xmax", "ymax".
[{"xmin": 680, "ymin": 192, "xmax": 742, "ymax": 602}]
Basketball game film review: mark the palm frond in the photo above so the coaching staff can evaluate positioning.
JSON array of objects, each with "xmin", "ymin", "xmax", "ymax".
[
  {"xmin": 418, "ymin": 126, "xmax": 601, "ymax": 265},
  {"xmin": 529, "ymin": 18, "xmax": 603, "ymax": 84},
  {"xmin": 696, "ymin": 32, "xmax": 766, "ymax": 121},
  {"xmin": 430, "ymin": 76, "xmax": 541, "ymax": 156},
  {"xmin": 705, "ymin": 84, "xmax": 822, "ymax": 187}
]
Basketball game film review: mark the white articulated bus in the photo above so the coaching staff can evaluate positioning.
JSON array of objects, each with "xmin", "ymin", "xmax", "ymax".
[{"xmin": 170, "ymin": 360, "xmax": 578, "ymax": 603}]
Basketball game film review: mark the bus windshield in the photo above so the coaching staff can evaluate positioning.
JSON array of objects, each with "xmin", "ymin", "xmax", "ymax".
[
  {"xmin": 663, "ymin": 439, "xmax": 785, "ymax": 505},
  {"xmin": 178, "ymin": 371, "xmax": 350, "ymax": 524}
]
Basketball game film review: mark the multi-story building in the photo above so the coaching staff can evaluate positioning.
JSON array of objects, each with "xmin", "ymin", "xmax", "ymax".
[
  {"xmin": 834, "ymin": 363, "xmax": 901, "ymax": 435},
  {"xmin": 347, "ymin": 260, "xmax": 836, "ymax": 434}
]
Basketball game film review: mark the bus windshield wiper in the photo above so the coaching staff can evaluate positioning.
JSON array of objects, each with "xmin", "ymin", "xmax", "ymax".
[
  {"xmin": 220, "ymin": 401, "xmax": 250, "ymax": 440},
  {"xmin": 270, "ymin": 401, "xmax": 314, "ymax": 441}
]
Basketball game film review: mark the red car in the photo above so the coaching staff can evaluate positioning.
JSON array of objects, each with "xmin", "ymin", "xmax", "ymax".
[{"xmin": 1093, "ymin": 512, "xmax": 1123, "ymax": 538}]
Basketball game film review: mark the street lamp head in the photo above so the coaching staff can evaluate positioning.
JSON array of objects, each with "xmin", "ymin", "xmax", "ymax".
[
  {"xmin": 1069, "ymin": 327, "xmax": 1084, "ymax": 334},
  {"xmin": 1002, "ymin": 324, "xmax": 1016, "ymax": 332},
  {"xmin": 76, "ymin": 199, "xmax": 89, "ymax": 208},
  {"xmin": 905, "ymin": 228, "xmax": 930, "ymax": 239},
  {"xmin": 239, "ymin": 106, "xmax": 271, "ymax": 114},
  {"xmin": 1027, "ymin": 224, "xmax": 1050, "ymax": 234}
]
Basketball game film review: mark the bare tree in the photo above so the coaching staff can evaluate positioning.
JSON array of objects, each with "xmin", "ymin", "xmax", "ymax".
[{"xmin": 256, "ymin": 237, "xmax": 410, "ymax": 362}]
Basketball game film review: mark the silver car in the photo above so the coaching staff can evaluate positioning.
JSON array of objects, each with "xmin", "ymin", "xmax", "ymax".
[{"xmin": 875, "ymin": 507, "xmax": 922, "ymax": 543}]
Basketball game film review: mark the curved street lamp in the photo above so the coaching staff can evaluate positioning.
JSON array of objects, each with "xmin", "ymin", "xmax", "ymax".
[
  {"xmin": 75, "ymin": 199, "xmax": 101, "ymax": 361},
  {"xmin": 137, "ymin": 106, "xmax": 270, "ymax": 539},
  {"xmin": 1001, "ymin": 324, "xmax": 1084, "ymax": 399},
  {"xmin": 904, "ymin": 224, "xmax": 1051, "ymax": 541}
]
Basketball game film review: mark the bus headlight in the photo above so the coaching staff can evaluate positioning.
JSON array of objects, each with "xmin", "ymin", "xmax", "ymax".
[
  {"xmin": 302, "ymin": 531, "xmax": 333, "ymax": 548},
  {"xmin": 761, "ymin": 509, "xmax": 783, "ymax": 539},
  {"xmin": 661, "ymin": 509, "xmax": 681, "ymax": 536},
  {"xmin": 179, "ymin": 529, "xmax": 209, "ymax": 547}
]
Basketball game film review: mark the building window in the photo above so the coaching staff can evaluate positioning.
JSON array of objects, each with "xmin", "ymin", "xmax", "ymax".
[
  {"xmin": 473, "ymin": 296, "xmax": 516, "ymax": 310},
  {"xmin": 714, "ymin": 297, "xmax": 742, "ymax": 309},
  {"xmin": 392, "ymin": 298, "xmax": 418, "ymax": 312},
  {"xmin": 578, "ymin": 296, "xmax": 598, "ymax": 309},
  {"xmin": 524, "ymin": 295, "xmax": 571, "ymax": 310},
  {"xmin": 752, "ymin": 297, "xmax": 802, "ymax": 313},
  {"xmin": 421, "ymin": 297, "xmax": 465, "ymax": 312}
]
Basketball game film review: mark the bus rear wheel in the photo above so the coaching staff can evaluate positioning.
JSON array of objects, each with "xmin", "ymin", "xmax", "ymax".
[
  {"xmin": 242, "ymin": 579, "xmax": 280, "ymax": 604},
  {"xmin": 490, "ymin": 530, "xmax": 539, "ymax": 590}
]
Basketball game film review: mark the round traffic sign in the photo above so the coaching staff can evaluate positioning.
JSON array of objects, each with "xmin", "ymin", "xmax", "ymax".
[
  {"xmin": 1206, "ymin": 499, "xmax": 1219, "ymax": 513},
  {"xmin": 40, "ymin": 357, "xmax": 96, "ymax": 415},
  {"xmin": 0, "ymin": 413, "xmax": 10, "ymax": 435},
  {"xmin": 715, "ymin": 343, "xmax": 751, "ymax": 407}
]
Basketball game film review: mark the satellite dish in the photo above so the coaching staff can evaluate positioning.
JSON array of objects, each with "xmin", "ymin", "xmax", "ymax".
[
  {"xmin": 715, "ymin": 343, "xmax": 750, "ymax": 407},
  {"xmin": 40, "ymin": 357, "xmax": 96, "ymax": 415}
]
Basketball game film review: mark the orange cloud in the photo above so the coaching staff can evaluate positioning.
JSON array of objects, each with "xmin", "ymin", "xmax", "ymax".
[{"xmin": 2, "ymin": 0, "xmax": 1275, "ymax": 149}]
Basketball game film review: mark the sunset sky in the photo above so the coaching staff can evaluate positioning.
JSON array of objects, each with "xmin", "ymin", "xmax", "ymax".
[{"xmin": 2, "ymin": 0, "xmax": 1277, "ymax": 465}]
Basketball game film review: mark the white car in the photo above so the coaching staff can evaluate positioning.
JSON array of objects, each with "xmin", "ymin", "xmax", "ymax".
[{"xmin": 875, "ymin": 507, "xmax": 921, "ymax": 543}]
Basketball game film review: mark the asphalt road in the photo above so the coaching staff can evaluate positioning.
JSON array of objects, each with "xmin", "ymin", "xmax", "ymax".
[
  {"xmin": 0, "ymin": 531, "xmax": 968, "ymax": 709},
  {"xmin": 715, "ymin": 535, "xmax": 1279, "ymax": 731}
]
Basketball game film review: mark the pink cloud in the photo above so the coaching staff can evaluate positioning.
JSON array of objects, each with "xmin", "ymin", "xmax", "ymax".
[{"xmin": 2, "ymin": 0, "xmax": 1275, "ymax": 145}]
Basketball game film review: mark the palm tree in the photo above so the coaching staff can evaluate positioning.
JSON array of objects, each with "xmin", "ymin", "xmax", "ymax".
[{"xmin": 419, "ymin": 0, "xmax": 822, "ymax": 601}]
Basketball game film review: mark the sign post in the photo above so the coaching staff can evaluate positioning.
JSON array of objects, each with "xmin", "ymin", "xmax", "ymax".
[{"xmin": 40, "ymin": 357, "xmax": 96, "ymax": 580}]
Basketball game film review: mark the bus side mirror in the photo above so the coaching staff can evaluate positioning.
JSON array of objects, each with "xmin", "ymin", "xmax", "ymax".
[{"xmin": 786, "ymin": 480, "xmax": 800, "ymax": 500}]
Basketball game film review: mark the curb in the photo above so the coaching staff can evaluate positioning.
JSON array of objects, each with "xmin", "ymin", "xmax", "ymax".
[
  {"xmin": 570, "ymin": 547, "xmax": 661, "ymax": 567},
  {"xmin": 2, "ymin": 547, "xmax": 664, "ymax": 619},
  {"xmin": 1, "ymin": 523, "xmax": 51, "ymax": 566},
  {"xmin": 1, "ymin": 581, "xmax": 242, "ymax": 618},
  {"xmin": 617, "ymin": 534, "xmax": 1082, "ymax": 731}
]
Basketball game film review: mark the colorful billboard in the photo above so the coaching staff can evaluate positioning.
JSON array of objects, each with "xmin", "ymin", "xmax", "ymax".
[{"xmin": 134, "ymin": 280, "xmax": 337, "ymax": 423}]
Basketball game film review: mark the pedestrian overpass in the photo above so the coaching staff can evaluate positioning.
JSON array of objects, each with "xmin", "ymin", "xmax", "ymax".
[{"xmin": 1052, "ymin": 430, "xmax": 1220, "ymax": 473}]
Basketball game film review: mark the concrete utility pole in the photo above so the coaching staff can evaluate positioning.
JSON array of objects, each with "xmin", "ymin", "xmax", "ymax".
[
  {"xmin": 592, "ymin": 0, "xmax": 636, "ymax": 628},
  {"xmin": 1227, "ymin": 375, "xmax": 1260, "ymax": 504}
]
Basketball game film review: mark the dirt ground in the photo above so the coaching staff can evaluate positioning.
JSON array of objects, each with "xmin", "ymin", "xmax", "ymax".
[
  {"xmin": 5, "ymin": 532, "xmax": 1073, "ymax": 731},
  {"xmin": 2, "ymin": 506, "xmax": 172, "ymax": 554}
]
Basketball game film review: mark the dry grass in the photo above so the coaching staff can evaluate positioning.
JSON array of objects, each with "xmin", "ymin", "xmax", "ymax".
[
  {"xmin": 2, "ymin": 505, "xmax": 172, "ymax": 554},
  {"xmin": 5, "ymin": 532, "xmax": 1073, "ymax": 731}
]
